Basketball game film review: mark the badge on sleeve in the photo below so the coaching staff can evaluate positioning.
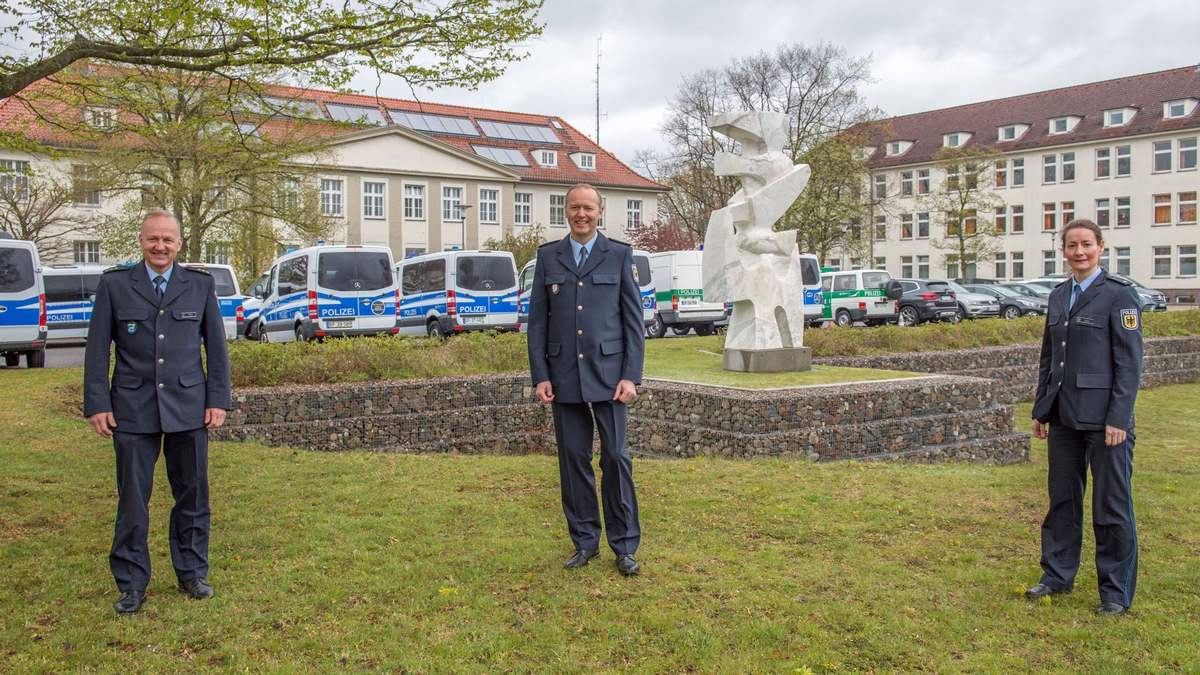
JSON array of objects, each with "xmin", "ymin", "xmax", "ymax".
[
  {"xmin": 127, "ymin": 322, "xmax": 137, "ymax": 334},
  {"xmin": 632, "ymin": 264, "xmax": 639, "ymax": 284},
  {"xmin": 1121, "ymin": 308, "xmax": 1139, "ymax": 330}
]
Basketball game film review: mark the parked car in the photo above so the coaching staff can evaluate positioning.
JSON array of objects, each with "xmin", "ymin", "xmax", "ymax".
[
  {"xmin": 939, "ymin": 280, "xmax": 1001, "ymax": 320},
  {"xmin": 1001, "ymin": 282, "xmax": 1053, "ymax": 301},
  {"xmin": 241, "ymin": 272, "xmax": 269, "ymax": 341},
  {"xmin": 962, "ymin": 283, "xmax": 1048, "ymax": 319},
  {"xmin": 894, "ymin": 278, "xmax": 959, "ymax": 326},
  {"xmin": 819, "ymin": 268, "xmax": 900, "ymax": 326},
  {"xmin": 1025, "ymin": 273, "xmax": 1168, "ymax": 312}
]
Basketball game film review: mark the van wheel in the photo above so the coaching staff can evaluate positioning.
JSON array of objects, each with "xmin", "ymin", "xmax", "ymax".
[
  {"xmin": 259, "ymin": 327, "xmax": 270, "ymax": 344},
  {"xmin": 671, "ymin": 325, "xmax": 691, "ymax": 336},
  {"xmin": 26, "ymin": 350, "xmax": 45, "ymax": 368},
  {"xmin": 694, "ymin": 323, "xmax": 715, "ymax": 336},
  {"xmin": 4, "ymin": 353, "xmax": 19, "ymax": 367},
  {"xmin": 646, "ymin": 314, "xmax": 666, "ymax": 339},
  {"xmin": 295, "ymin": 324, "xmax": 307, "ymax": 342},
  {"xmin": 899, "ymin": 305, "xmax": 920, "ymax": 326},
  {"xmin": 427, "ymin": 321, "xmax": 444, "ymax": 338},
  {"xmin": 834, "ymin": 310, "xmax": 852, "ymax": 327},
  {"xmin": 246, "ymin": 319, "xmax": 260, "ymax": 341}
]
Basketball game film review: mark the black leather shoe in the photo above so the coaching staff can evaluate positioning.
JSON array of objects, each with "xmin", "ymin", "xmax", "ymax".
[
  {"xmin": 114, "ymin": 590, "xmax": 146, "ymax": 614},
  {"xmin": 1096, "ymin": 601, "xmax": 1127, "ymax": 616},
  {"xmin": 1024, "ymin": 583, "xmax": 1066, "ymax": 599},
  {"xmin": 563, "ymin": 549, "xmax": 600, "ymax": 569},
  {"xmin": 178, "ymin": 577, "xmax": 215, "ymax": 600},
  {"xmin": 616, "ymin": 554, "xmax": 640, "ymax": 576}
]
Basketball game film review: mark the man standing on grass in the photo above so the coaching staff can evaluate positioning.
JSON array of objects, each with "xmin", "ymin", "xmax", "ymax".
[
  {"xmin": 84, "ymin": 210, "xmax": 231, "ymax": 614},
  {"xmin": 527, "ymin": 184, "xmax": 645, "ymax": 576}
]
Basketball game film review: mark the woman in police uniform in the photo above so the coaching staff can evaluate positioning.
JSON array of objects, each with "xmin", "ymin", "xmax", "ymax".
[{"xmin": 1025, "ymin": 218, "xmax": 1143, "ymax": 616}]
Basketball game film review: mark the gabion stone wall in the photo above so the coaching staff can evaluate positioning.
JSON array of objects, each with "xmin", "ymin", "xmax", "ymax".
[{"xmin": 213, "ymin": 336, "xmax": 1200, "ymax": 464}]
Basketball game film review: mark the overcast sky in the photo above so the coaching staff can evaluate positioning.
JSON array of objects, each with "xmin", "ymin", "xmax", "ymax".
[{"xmin": 359, "ymin": 0, "xmax": 1198, "ymax": 169}]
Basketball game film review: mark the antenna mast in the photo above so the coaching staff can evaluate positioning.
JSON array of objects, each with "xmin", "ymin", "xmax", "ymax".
[{"xmin": 595, "ymin": 35, "xmax": 602, "ymax": 143}]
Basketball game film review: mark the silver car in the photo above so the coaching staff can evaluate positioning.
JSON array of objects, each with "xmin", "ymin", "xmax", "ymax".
[{"xmin": 940, "ymin": 280, "xmax": 1001, "ymax": 320}]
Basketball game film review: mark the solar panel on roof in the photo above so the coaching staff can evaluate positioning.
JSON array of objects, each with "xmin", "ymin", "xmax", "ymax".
[
  {"xmin": 471, "ymin": 145, "xmax": 529, "ymax": 166},
  {"xmin": 325, "ymin": 104, "xmax": 386, "ymax": 126},
  {"xmin": 389, "ymin": 111, "xmax": 479, "ymax": 136},
  {"xmin": 478, "ymin": 120, "xmax": 561, "ymax": 144}
]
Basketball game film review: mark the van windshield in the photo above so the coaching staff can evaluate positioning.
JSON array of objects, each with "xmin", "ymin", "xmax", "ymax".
[
  {"xmin": 456, "ymin": 256, "xmax": 515, "ymax": 291},
  {"xmin": 0, "ymin": 248, "xmax": 36, "ymax": 293},
  {"xmin": 318, "ymin": 252, "xmax": 393, "ymax": 291}
]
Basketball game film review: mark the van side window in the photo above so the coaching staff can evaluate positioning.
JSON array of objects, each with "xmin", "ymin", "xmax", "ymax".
[
  {"xmin": 834, "ymin": 275, "xmax": 855, "ymax": 291},
  {"xmin": 862, "ymin": 272, "xmax": 890, "ymax": 289},
  {"xmin": 821, "ymin": 276, "xmax": 832, "ymax": 292},
  {"xmin": 279, "ymin": 257, "xmax": 307, "ymax": 295},
  {"xmin": 800, "ymin": 259, "xmax": 819, "ymax": 286},
  {"xmin": 44, "ymin": 274, "xmax": 85, "ymax": 303},
  {"xmin": 402, "ymin": 259, "xmax": 446, "ymax": 296}
]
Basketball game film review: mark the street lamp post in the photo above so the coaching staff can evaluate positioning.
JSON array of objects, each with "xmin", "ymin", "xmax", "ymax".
[{"xmin": 458, "ymin": 204, "xmax": 473, "ymax": 251}]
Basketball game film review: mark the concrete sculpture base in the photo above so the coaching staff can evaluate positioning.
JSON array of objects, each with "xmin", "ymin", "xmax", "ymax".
[{"xmin": 722, "ymin": 347, "xmax": 812, "ymax": 373}]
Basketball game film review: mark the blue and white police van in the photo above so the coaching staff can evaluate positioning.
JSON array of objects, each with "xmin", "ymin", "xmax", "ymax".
[
  {"xmin": 0, "ymin": 236, "xmax": 47, "ymax": 368},
  {"xmin": 395, "ymin": 249, "xmax": 519, "ymax": 337},
  {"xmin": 41, "ymin": 264, "xmax": 104, "ymax": 341},
  {"xmin": 516, "ymin": 249, "xmax": 656, "ymax": 334},
  {"xmin": 240, "ymin": 271, "xmax": 269, "ymax": 340},
  {"xmin": 180, "ymin": 262, "xmax": 244, "ymax": 341},
  {"xmin": 258, "ymin": 244, "xmax": 399, "ymax": 343}
]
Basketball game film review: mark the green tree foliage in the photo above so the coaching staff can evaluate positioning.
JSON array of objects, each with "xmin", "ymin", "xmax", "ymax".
[
  {"xmin": 917, "ymin": 146, "xmax": 1006, "ymax": 279},
  {"xmin": 0, "ymin": 0, "xmax": 544, "ymax": 100},
  {"xmin": 483, "ymin": 223, "xmax": 545, "ymax": 269}
]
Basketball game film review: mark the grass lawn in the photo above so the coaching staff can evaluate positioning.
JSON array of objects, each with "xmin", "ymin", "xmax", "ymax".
[{"xmin": 2, "ymin": 368, "xmax": 1198, "ymax": 673}]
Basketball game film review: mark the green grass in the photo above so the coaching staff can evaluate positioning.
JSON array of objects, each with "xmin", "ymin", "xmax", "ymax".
[{"xmin": 3, "ymin": 368, "xmax": 1199, "ymax": 672}]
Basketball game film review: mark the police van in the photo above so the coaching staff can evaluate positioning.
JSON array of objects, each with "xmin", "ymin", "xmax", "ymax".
[
  {"xmin": 180, "ymin": 262, "xmax": 244, "ymax": 341},
  {"xmin": 819, "ymin": 268, "xmax": 900, "ymax": 327},
  {"xmin": 41, "ymin": 264, "xmax": 104, "ymax": 341},
  {"xmin": 517, "ymin": 249, "xmax": 656, "ymax": 334},
  {"xmin": 396, "ymin": 249, "xmax": 519, "ymax": 337},
  {"xmin": 796, "ymin": 253, "xmax": 824, "ymax": 325},
  {"xmin": 241, "ymin": 272, "xmax": 269, "ymax": 340},
  {"xmin": 258, "ymin": 244, "xmax": 399, "ymax": 342},
  {"xmin": 0, "ymin": 236, "xmax": 47, "ymax": 368},
  {"xmin": 647, "ymin": 249, "xmax": 728, "ymax": 338}
]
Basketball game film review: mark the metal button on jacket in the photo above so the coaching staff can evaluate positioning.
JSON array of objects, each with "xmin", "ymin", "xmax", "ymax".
[{"xmin": 158, "ymin": 334, "xmax": 165, "ymax": 340}]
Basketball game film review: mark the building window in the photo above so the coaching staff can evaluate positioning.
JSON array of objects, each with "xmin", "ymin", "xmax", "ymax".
[
  {"xmin": 0, "ymin": 159, "xmax": 30, "ymax": 200},
  {"xmin": 900, "ymin": 214, "xmax": 913, "ymax": 240},
  {"xmin": 442, "ymin": 186, "xmax": 463, "ymax": 221},
  {"xmin": 1153, "ymin": 194, "xmax": 1172, "ymax": 225},
  {"xmin": 1179, "ymin": 245, "xmax": 1198, "ymax": 277},
  {"xmin": 1049, "ymin": 117, "xmax": 1077, "ymax": 134},
  {"xmin": 537, "ymin": 149, "xmax": 557, "ymax": 167},
  {"xmin": 1011, "ymin": 205, "xmax": 1025, "ymax": 233},
  {"xmin": 1153, "ymin": 246, "xmax": 1171, "ymax": 276},
  {"xmin": 598, "ymin": 197, "xmax": 606, "ymax": 229},
  {"xmin": 1180, "ymin": 191, "xmax": 1197, "ymax": 225},
  {"xmin": 1061, "ymin": 201, "xmax": 1075, "ymax": 224},
  {"xmin": 1116, "ymin": 146, "xmax": 1131, "ymax": 177},
  {"xmin": 318, "ymin": 179, "xmax": 343, "ymax": 216},
  {"xmin": 1011, "ymin": 158, "xmax": 1025, "ymax": 186},
  {"xmin": 83, "ymin": 107, "xmax": 116, "ymax": 130},
  {"xmin": 917, "ymin": 255, "xmax": 930, "ymax": 278},
  {"xmin": 1104, "ymin": 109, "xmax": 1134, "ymax": 127},
  {"xmin": 901, "ymin": 256, "xmax": 913, "ymax": 278},
  {"xmin": 916, "ymin": 169, "xmax": 930, "ymax": 195},
  {"xmin": 73, "ymin": 240, "xmax": 101, "ymax": 264},
  {"xmin": 403, "ymin": 184, "xmax": 425, "ymax": 220},
  {"xmin": 514, "ymin": 192, "xmax": 532, "ymax": 226},
  {"xmin": 204, "ymin": 242, "xmax": 230, "ymax": 265},
  {"xmin": 1098, "ymin": 248, "xmax": 1111, "ymax": 272},
  {"xmin": 999, "ymin": 125, "xmax": 1018, "ymax": 141},
  {"xmin": 1096, "ymin": 198, "xmax": 1111, "ymax": 228},
  {"xmin": 995, "ymin": 206, "xmax": 1007, "ymax": 234},
  {"xmin": 946, "ymin": 165, "xmax": 960, "ymax": 191},
  {"xmin": 1061, "ymin": 152, "xmax": 1075, "ymax": 182},
  {"xmin": 72, "ymin": 164, "xmax": 101, "ymax": 206},
  {"xmin": 1011, "ymin": 251, "xmax": 1024, "ymax": 279},
  {"xmin": 872, "ymin": 175, "xmax": 886, "ymax": 199},
  {"xmin": 1043, "ymin": 203, "xmax": 1056, "ymax": 232},
  {"xmin": 1116, "ymin": 197, "xmax": 1131, "ymax": 227},
  {"xmin": 900, "ymin": 171, "xmax": 913, "ymax": 197},
  {"xmin": 994, "ymin": 252, "xmax": 1007, "ymax": 279},
  {"xmin": 1180, "ymin": 138, "xmax": 1197, "ymax": 171},
  {"xmin": 1042, "ymin": 155, "xmax": 1057, "ymax": 184},
  {"xmin": 1164, "ymin": 99, "xmax": 1196, "ymax": 119},
  {"xmin": 917, "ymin": 212, "xmax": 930, "ymax": 239},
  {"xmin": 1043, "ymin": 250, "xmax": 1057, "ymax": 275},
  {"xmin": 626, "ymin": 199, "xmax": 643, "ymax": 229},
  {"xmin": 276, "ymin": 176, "xmax": 300, "ymax": 211},
  {"xmin": 874, "ymin": 215, "xmax": 886, "ymax": 240},
  {"xmin": 1153, "ymin": 141, "xmax": 1172, "ymax": 173},
  {"xmin": 874, "ymin": 256, "xmax": 886, "ymax": 269},
  {"xmin": 1096, "ymin": 148, "xmax": 1111, "ymax": 179},
  {"xmin": 573, "ymin": 153, "xmax": 595, "ymax": 170},
  {"xmin": 478, "ymin": 189, "xmax": 499, "ymax": 223},
  {"xmin": 1115, "ymin": 247, "xmax": 1130, "ymax": 275},
  {"xmin": 549, "ymin": 194, "xmax": 565, "ymax": 227},
  {"xmin": 363, "ymin": 181, "xmax": 385, "ymax": 219},
  {"xmin": 995, "ymin": 161, "xmax": 1008, "ymax": 188}
]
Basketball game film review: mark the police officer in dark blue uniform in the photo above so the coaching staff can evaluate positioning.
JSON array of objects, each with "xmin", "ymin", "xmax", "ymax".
[
  {"xmin": 1025, "ymin": 218, "xmax": 1143, "ymax": 616},
  {"xmin": 84, "ymin": 210, "xmax": 231, "ymax": 614},
  {"xmin": 527, "ymin": 184, "xmax": 645, "ymax": 576}
]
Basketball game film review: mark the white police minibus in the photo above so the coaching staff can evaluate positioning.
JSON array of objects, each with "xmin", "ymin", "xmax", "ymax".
[
  {"xmin": 0, "ymin": 236, "xmax": 47, "ymax": 367},
  {"xmin": 181, "ymin": 262, "xmax": 244, "ymax": 341},
  {"xmin": 258, "ymin": 244, "xmax": 399, "ymax": 342},
  {"xmin": 396, "ymin": 249, "xmax": 519, "ymax": 337},
  {"xmin": 41, "ymin": 264, "xmax": 104, "ymax": 341}
]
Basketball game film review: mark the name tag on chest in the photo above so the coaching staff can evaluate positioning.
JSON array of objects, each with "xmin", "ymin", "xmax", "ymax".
[
  {"xmin": 1075, "ymin": 316, "xmax": 1095, "ymax": 326},
  {"xmin": 179, "ymin": 311, "xmax": 198, "ymax": 319}
]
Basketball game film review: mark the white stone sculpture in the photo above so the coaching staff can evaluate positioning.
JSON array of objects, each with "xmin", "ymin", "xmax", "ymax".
[{"xmin": 701, "ymin": 111, "xmax": 812, "ymax": 370}]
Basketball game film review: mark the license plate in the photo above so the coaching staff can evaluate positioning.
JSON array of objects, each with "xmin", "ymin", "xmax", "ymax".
[
  {"xmin": 679, "ymin": 297, "xmax": 700, "ymax": 307},
  {"xmin": 462, "ymin": 316, "xmax": 486, "ymax": 325},
  {"xmin": 325, "ymin": 320, "xmax": 353, "ymax": 329},
  {"xmin": 940, "ymin": 295, "xmax": 951, "ymax": 301}
]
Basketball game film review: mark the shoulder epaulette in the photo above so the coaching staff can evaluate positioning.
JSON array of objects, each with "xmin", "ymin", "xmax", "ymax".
[
  {"xmin": 185, "ymin": 266, "xmax": 212, "ymax": 276},
  {"xmin": 607, "ymin": 238, "xmax": 630, "ymax": 247},
  {"xmin": 538, "ymin": 240, "xmax": 557, "ymax": 248},
  {"xmin": 103, "ymin": 263, "xmax": 135, "ymax": 273},
  {"xmin": 1108, "ymin": 274, "xmax": 1134, "ymax": 286}
]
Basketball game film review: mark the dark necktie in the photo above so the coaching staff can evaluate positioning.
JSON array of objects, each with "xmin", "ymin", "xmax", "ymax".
[
  {"xmin": 577, "ymin": 246, "xmax": 588, "ymax": 271},
  {"xmin": 154, "ymin": 275, "xmax": 165, "ymax": 301},
  {"xmin": 1069, "ymin": 283, "xmax": 1079, "ymax": 311}
]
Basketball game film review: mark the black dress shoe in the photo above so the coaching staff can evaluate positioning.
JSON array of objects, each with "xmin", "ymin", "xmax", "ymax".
[
  {"xmin": 1024, "ymin": 583, "xmax": 1066, "ymax": 599},
  {"xmin": 178, "ymin": 577, "xmax": 215, "ymax": 600},
  {"xmin": 563, "ymin": 549, "xmax": 600, "ymax": 569},
  {"xmin": 114, "ymin": 590, "xmax": 146, "ymax": 614},
  {"xmin": 616, "ymin": 554, "xmax": 640, "ymax": 576},
  {"xmin": 1096, "ymin": 601, "xmax": 1127, "ymax": 616}
]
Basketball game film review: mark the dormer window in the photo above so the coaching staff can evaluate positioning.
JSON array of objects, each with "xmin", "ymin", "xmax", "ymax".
[
  {"xmin": 1103, "ymin": 107, "xmax": 1137, "ymax": 128},
  {"xmin": 884, "ymin": 140, "xmax": 914, "ymax": 157},
  {"xmin": 83, "ymin": 107, "xmax": 117, "ymax": 130},
  {"xmin": 1164, "ymin": 98, "xmax": 1199, "ymax": 120},
  {"xmin": 943, "ymin": 132, "xmax": 972, "ymax": 148},
  {"xmin": 1048, "ymin": 116, "xmax": 1081, "ymax": 135},
  {"xmin": 570, "ymin": 152, "xmax": 596, "ymax": 171},
  {"xmin": 534, "ymin": 149, "xmax": 558, "ymax": 168},
  {"xmin": 998, "ymin": 124, "xmax": 1029, "ymax": 142}
]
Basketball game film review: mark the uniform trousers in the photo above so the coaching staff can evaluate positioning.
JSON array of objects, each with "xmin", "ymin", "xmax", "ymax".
[
  {"xmin": 1039, "ymin": 409, "xmax": 1138, "ymax": 607},
  {"xmin": 552, "ymin": 400, "xmax": 640, "ymax": 555},
  {"xmin": 111, "ymin": 427, "xmax": 211, "ymax": 592}
]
